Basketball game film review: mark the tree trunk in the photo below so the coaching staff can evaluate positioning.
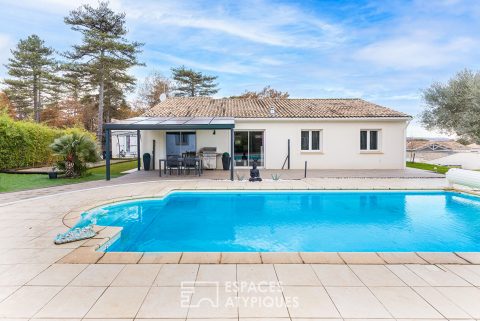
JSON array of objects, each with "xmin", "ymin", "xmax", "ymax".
[
  {"xmin": 38, "ymin": 89, "xmax": 42, "ymax": 122},
  {"xmin": 33, "ymin": 75, "xmax": 39, "ymax": 122},
  {"xmin": 98, "ymin": 71, "xmax": 104, "ymax": 150},
  {"xmin": 190, "ymin": 83, "xmax": 195, "ymax": 97}
]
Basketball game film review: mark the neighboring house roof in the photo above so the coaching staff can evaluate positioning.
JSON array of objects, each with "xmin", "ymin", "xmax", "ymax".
[
  {"xmin": 467, "ymin": 143, "xmax": 480, "ymax": 149},
  {"xmin": 407, "ymin": 140, "xmax": 469, "ymax": 151},
  {"xmin": 428, "ymin": 152, "xmax": 480, "ymax": 170},
  {"xmin": 143, "ymin": 97, "xmax": 411, "ymax": 119}
]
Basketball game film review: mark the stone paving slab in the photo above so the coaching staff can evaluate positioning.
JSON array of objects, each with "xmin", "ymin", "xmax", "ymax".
[
  {"xmin": 0, "ymin": 175, "xmax": 479, "ymax": 318},
  {"xmin": 0, "ymin": 263, "xmax": 479, "ymax": 319}
]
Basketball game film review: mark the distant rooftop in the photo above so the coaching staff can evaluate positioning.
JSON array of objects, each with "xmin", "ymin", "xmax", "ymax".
[
  {"xmin": 143, "ymin": 97, "xmax": 411, "ymax": 119},
  {"xmin": 407, "ymin": 140, "xmax": 469, "ymax": 151}
]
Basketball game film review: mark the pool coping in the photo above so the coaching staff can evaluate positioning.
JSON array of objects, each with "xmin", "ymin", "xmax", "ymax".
[{"xmin": 57, "ymin": 187, "xmax": 480, "ymax": 265}]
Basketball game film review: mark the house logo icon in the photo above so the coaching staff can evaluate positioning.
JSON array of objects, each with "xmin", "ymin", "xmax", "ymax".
[{"xmin": 180, "ymin": 281, "xmax": 220, "ymax": 308}]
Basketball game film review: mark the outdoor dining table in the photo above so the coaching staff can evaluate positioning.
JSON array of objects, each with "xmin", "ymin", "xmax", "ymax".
[{"xmin": 158, "ymin": 157, "xmax": 203, "ymax": 177}]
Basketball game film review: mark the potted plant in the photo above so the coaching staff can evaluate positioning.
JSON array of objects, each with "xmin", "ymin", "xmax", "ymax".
[
  {"xmin": 143, "ymin": 153, "xmax": 151, "ymax": 171},
  {"xmin": 48, "ymin": 166, "xmax": 58, "ymax": 179},
  {"xmin": 222, "ymin": 152, "xmax": 230, "ymax": 170}
]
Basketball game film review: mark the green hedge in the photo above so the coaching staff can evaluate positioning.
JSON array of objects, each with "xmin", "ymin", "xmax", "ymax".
[{"xmin": 0, "ymin": 114, "xmax": 95, "ymax": 170}]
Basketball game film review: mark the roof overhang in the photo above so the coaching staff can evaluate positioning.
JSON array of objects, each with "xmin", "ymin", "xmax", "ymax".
[
  {"xmin": 234, "ymin": 116, "xmax": 413, "ymax": 122},
  {"xmin": 104, "ymin": 116, "xmax": 235, "ymax": 130}
]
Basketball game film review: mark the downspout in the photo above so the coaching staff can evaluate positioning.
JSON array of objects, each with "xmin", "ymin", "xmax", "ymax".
[{"xmin": 404, "ymin": 119, "xmax": 412, "ymax": 169}]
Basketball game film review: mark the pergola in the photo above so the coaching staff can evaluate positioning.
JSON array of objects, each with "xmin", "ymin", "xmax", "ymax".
[{"xmin": 104, "ymin": 116, "xmax": 236, "ymax": 181}]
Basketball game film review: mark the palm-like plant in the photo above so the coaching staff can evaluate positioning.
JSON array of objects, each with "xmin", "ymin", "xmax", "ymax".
[{"xmin": 50, "ymin": 132, "xmax": 99, "ymax": 177}]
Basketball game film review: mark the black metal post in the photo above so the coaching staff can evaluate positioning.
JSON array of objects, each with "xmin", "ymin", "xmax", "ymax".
[
  {"xmin": 304, "ymin": 161, "xmax": 307, "ymax": 178},
  {"xmin": 230, "ymin": 128, "xmax": 234, "ymax": 181},
  {"xmin": 287, "ymin": 139, "xmax": 290, "ymax": 170},
  {"xmin": 152, "ymin": 139, "xmax": 156, "ymax": 170},
  {"xmin": 137, "ymin": 129, "xmax": 141, "ymax": 171},
  {"xmin": 105, "ymin": 129, "xmax": 111, "ymax": 181}
]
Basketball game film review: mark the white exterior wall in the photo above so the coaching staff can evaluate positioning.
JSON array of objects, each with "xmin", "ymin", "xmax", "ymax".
[
  {"xmin": 139, "ymin": 118, "xmax": 409, "ymax": 170},
  {"xmin": 139, "ymin": 129, "xmax": 232, "ymax": 169}
]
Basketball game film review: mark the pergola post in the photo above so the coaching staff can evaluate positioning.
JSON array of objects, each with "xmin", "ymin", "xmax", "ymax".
[
  {"xmin": 137, "ymin": 129, "xmax": 141, "ymax": 171},
  {"xmin": 105, "ymin": 129, "xmax": 111, "ymax": 181},
  {"xmin": 230, "ymin": 128, "xmax": 234, "ymax": 181}
]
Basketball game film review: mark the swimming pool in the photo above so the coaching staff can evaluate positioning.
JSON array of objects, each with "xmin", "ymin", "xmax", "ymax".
[{"xmin": 74, "ymin": 190, "xmax": 480, "ymax": 252}]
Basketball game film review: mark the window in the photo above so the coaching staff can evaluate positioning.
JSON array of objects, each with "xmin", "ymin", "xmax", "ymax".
[
  {"xmin": 166, "ymin": 132, "xmax": 196, "ymax": 156},
  {"xmin": 360, "ymin": 130, "xmax": 380, "ymax": 151},
  {"xmin": 125, "ymin": 135, "xmax": 130, "ymax": 152},
  {"xmin": 301, "ymin": 130, "xmax": 321, "ymax": 151}
]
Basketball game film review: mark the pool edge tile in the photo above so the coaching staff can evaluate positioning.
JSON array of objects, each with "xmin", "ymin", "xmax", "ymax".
[
  {"xmin": 261, "ymin": 252, "xmax": 303, "ymax": 264},
  {"xmin": 180, "ymin": 252, "xmax": 221, "ymax": 264},
  {"xmin": 377, "ymin": 252, "xmax": 427, "ymax": 264},
  {"xmin": 98, "ymin": 252, "xmax": 143, "ymax": 264},
  {"xmin": 416, "ymin": 252, "xmax": 469, "ymax": 264},
  {"xmin": 300, "ymin": 252, "xmax": 344, "ymax": 264},
  {"xmin": 56, "ymin": 246, "xmax": 104, "ymax": 264},
  {"xmin": 220, "ymin": 252, "xmax": 262, "ymax": 264},
  {"xmin": 339, "ymin": 252, "xmax": 385, "ymax": 264},
  {"xmin": 139, "ymin": 252, "xmax": 182, "ymax": 264},
  {"xmin": 455, "ymin": 252, "xmax": 480, "ymax": 264}
]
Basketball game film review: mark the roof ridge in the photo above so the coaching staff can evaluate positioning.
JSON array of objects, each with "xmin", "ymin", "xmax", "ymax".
[{"xmin": 144, "ymin": 97, "xmax": 411, "ymax": 119}]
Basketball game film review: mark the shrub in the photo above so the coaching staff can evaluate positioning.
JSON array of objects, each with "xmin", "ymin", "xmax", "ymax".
[
  {"xmin": 50, "ymin": 132, "xmax": 99, "ymax": 177},
  {"xmin": 0, "ymin": 114, "xmax": 94, "ymax": 170}
]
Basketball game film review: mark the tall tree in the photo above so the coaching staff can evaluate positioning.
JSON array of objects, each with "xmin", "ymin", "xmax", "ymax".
[
  {"xmin": 3, "ymin": 35, "xmax": 60, "ymax": 122},
  {"xmin": 421, "ymin": 69, "xmax": 480, "ymax": 143},
  {"xmin": 171, "ymin": 66, "xmax": 219, "ymax": 97},
  {"xmin": 137, "ymin": 71, "xmax": 172, "ymax": 108},
  {"xmin": 231, "ymin": 85, "xmax": 289, "ymax": 99},
  {"xmin": 64, "ymin": 1, "xmax": 143, "ymax": 145}
]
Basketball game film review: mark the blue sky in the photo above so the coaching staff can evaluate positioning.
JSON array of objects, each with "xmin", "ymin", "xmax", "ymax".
[{"xmin": 0, "ymin": 0, "xmax": 479, "ymax": 137}]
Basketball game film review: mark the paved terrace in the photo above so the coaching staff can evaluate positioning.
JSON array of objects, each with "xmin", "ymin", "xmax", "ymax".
[
  {"xmin": 2, "ymin": 174, "xmax": 480, "ymax": 319},
  {"xmin": 0, "ymin": 167, "xmax": 443, "ymax": 204}
]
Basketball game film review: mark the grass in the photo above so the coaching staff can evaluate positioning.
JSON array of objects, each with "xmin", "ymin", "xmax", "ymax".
[
  {"xmin": 0, "ymin": 160, "xmax": 137, "ymax": 193},
  {"xmin": 406, "ymin": 161, "xmax": 453, "ymax": 174}
]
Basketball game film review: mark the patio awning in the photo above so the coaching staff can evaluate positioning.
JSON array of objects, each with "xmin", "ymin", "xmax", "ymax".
[
  {"xmin": 104, "ymin": 116, "xmax": 235, "ymax": 130},
  {"xmin": 103, "ymin": 116, "xmax": 236, "ymax": 181}
]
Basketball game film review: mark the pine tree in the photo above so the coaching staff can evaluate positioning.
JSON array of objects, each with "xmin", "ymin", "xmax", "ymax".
[
  {"xmin": 64, "ymin": 1, "xmax": 143, "ymax": 145},
  {"xmin": 3, "ymin": 35, "xmax": 60, "ymax": 122},
  {"xmin": 171, "ymin": 66, "xmax": 219, "ymax": 97}
]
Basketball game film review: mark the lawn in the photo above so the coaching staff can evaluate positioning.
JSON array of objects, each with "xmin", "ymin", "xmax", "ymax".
[
  {"xmin": 0, "ymin": 160, "xmax": 137, "ymax": 193},
  {"xmin": 406, "ymin": 161, "xmax": 453, "ymax": 174}
]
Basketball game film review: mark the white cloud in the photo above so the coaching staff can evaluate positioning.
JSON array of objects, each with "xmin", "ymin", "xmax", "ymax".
[
  {"xmin": 124, "ymin": 0, "xmax": 345, "ymax": 48},
  {"xmin": 356, "ymin": 36, "xmax": 476, "ymax": 69},
  {"xmin": 0, "ymin": 34, "xmax": 13, "ymax": 80},
  {"xmin": 407, "ymin": 121, "xmax": 454, "ymax": 139},
  {"xmin": 151, "ymin": 52, "xmax": 256, "ymax": 75},
  {"xmin": 2, "ymin": 0, "xmax": 123, "ymax": 14}
]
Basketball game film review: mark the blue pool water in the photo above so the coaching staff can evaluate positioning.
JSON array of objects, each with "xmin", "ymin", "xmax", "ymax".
[{"xmin": 74, "ymin": 190, "xmax": 480, "ymax": 252}]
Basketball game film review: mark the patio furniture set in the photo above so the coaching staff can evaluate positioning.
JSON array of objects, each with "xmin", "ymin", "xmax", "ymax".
[{"xmin": 158, "ymin": 155, "xmax": 203, "ymax": 176}]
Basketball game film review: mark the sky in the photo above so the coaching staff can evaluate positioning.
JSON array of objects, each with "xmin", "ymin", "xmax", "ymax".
[{"xmin": 0, "ymin": 0, "xmax": 479, "ymax": 138}]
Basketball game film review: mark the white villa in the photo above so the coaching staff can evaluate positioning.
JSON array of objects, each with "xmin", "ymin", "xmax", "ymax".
[{"xmin": 104, "ymin": 97, "xmax": 411, "ymax": 179}]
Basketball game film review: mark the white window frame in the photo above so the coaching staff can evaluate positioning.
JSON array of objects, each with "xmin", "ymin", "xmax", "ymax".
[
  {"xmin": 360, "ymin": 129, "xmax": 381, "ymax": 152},
  {"xmin": 301, "ymin": 129, "xmax": 323, "ymax": 152}
]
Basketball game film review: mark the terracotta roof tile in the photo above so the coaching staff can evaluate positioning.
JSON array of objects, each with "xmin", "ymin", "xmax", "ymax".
[{"xmin": 143, "ymin": 97, "xmax": 411, "ymax": 119}]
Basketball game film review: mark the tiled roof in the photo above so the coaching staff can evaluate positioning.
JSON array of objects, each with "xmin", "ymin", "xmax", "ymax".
[
  {"xmin": 406, "ymin": 140, "xmax": 469, "ymax": 151},
  {"xmin": 143, "ymin": 97, "xmax": 410, "ymax": 119}
]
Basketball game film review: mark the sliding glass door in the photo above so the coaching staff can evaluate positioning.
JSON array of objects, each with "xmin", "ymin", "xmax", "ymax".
[
  {"xmin": 166, "ymin": 132, "xmax": 196, "ymax": 157},
  {"xmin": 234, "ymin": 131, "xmax": 264, "ymax": 167}
]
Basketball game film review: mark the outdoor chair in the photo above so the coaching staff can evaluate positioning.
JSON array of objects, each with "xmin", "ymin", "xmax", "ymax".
[
  {"xmin": 184, "ymin": 157, "xmax": 200, "ymax": 175},
  {"xmin": 166, "ymin": 155, "xmax": 182, "ymax": 175}
]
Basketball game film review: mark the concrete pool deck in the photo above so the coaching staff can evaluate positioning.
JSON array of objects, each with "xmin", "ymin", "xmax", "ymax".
[{"xmin": 1, "ymin": 176, "xmax": 480, "ymax": 319}]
